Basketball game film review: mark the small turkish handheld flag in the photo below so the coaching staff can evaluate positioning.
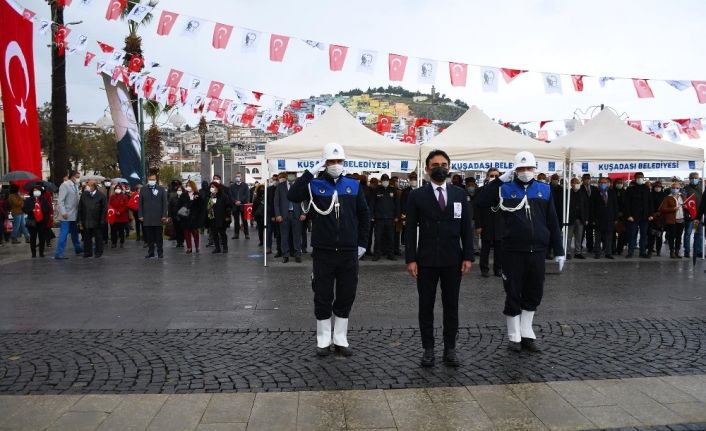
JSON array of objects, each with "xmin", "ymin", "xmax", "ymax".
[
  {"xmin": 165, "ymin": 69, "xmax": 183, "ymax": 88},
  {"xmin": 156, "ymin": 10, "xmax": 179, "ymax": 36},
  {"xmin": 329, "ymin": 45, "xmax": 348, "ymax": 71},
  {"xmin": 97, "ymin": 41, "xmax": 114, "ymax": 53},
  {"xmin": 269, "ymin": 34, "xmax": 289, "ymax": 62},
  {"xmin": 212, "ymin": 22, "xmax": 233, "ymax": 49},
  {"xmin": 388, "ymin": 54, "xmax": 407, "ymax": 81},
  {"xmin": 105, "ymin": 0, "xmax": 126, "ymax": 21},
  {"xmin": 692, "ymin": 81, "xmax": 706, "ymax": 104},
  {"xmin": 84, "ymin": 51, "xmax": 95, "ymax": 67},
  {"xmin": 244, "ymin": 203, "xmax": 253, "ymax": 221},
  {"xmin": 128, "ymin": 193, "xmax": 139, "ymax": 211},
  {"xmin": 448, "ymin": 62, "xmax": 467, "ymax": 87},
  {"xmin": 128, "ymin": 54, "xmax": 144, "ymax": 73},
  {"xmin": 107, "ymin": 207, "xmax": 116, "ymax": 225},
  {"xmin": 684, "ymin": 193, "xmax": 697, "ymax": 220},
  {"xmin": 206, "ymin": 81, "xmax": 224, "ymax": 99},
  {"xmin": 633, "ymin": 79, "xmax": 654, "ymax": 98},
  {"xmin": 33, "ymin": 201, "xmax": 44, "ymax": 223}
]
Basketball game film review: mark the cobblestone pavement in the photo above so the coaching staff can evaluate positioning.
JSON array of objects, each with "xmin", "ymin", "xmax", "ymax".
[{"xmin": 0, "ymin": 317, "xmax": 704, "ymax": 395}]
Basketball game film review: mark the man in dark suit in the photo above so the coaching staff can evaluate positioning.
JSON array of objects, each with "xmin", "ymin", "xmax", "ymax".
[
  {"xmin": 590, "ymin": 177, "xmax": 619, "ymax": 259},
  {"xmin": 580, "ymin": 174, "xmax": 598, "ymax": 253},
  {"xmin": 78, "ymin": 179, "xmax": 107, "ymax": 258},
  {"xmin": 229, "ymin": 173, "xmax": 250, "ymax": 239},
  {"xmin": 138, "ymin": 173, "xmax": 169, "ymax": 258},
  {"xmin": 274, "ymin": 172, "xmax": 305, "ymax": 263},
  {"xmin": 624, "ymin": 172, "xmax": 654, "ymax": 258},
  {"xmin": 474, "ymin": 168, "xmax": 503, "ymax": 277},
  {"xmin": 405, "ymin": 150, "xmax": 474, "ymax": 368}
]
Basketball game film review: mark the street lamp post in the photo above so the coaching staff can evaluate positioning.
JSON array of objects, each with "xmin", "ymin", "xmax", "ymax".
[{"xmin": 169, "ymin": 112, "xmax": 186, "ymax": 179}]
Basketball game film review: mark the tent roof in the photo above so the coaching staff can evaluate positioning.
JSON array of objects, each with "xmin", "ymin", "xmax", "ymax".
[
  {"xmin": 420, "ymin": 105, "xmax": 566, "ymax": 161},
  {"xmin": 555, "ymin": 109, "xmax": 704, "ymax": 162},
  {"xmin": 265, "ymin": 102, "xmax": 419, "ymax": 160}
]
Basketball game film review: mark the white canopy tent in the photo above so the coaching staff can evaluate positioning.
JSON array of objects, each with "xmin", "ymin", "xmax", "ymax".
[{"xmin": 262, "ymin": 102, "xmax": 420, "ymax": 266}]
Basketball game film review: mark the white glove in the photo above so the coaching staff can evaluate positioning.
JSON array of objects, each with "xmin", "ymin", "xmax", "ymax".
[
  {"xmin": 357, "ymin": 247, "xmax": 366, "ymax": 259},
  {"xmin": 499, "ymin": 169, "xmax": 515, "ymax": 183},
  {"xmin": 555, "ymin": 255, "xmax": 566, "ymax": 272},
  {"xmin": 308, "ymin": 158, "xmax": 327, "ymax": 175}
]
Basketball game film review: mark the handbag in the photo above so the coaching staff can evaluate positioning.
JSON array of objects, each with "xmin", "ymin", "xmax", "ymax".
[
  {"xmin": 3, "ymin": 219, "xmax": 12, "ymax": 233},
  {"xmin": 177, "ymin": 206, "xmax": 189, "ymax": 218}
]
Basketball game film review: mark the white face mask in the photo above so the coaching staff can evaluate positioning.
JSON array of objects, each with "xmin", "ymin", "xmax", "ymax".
[
  {"xmin": 185, "ymin": 187, "xmax": 192, "ymax": 192},
  {"xmin": 382, "ymin": 181, "xmax": 390, "ymax": 188},
  {"xmin": 410, "ymin": 180, "xmax": 418, "ymax": 187},
  {"xmin": 572, "ymin": 184, "xmax": 581, "ymax": 191},
  {"xmin": 104, "ymin": 182, "xmax": 111, "ymax": 187},
  {"xmin": 653, "ymin": 187, "xmax": 662, "ymax": 193},
  {"xmin": 516, "ymin": 171, "xmax": 535, "ymax": 183},
  {"xmin": 176, "ymin": 190, "xmax": 182, "ymax": 196},
  {"xmin": 210, "ymin": 188, "xmax": 217, "ymax": 194},
  {"xmin": 636, "ymin": 178, "xmax": 645, "ymax": 185},
  {"xmin": 73, "ymin": 177, "xmax": 80, "ymax": 184},
  {"xmin": 326, "ymin": 164, "xmax": 344, "ymax": 178},
  {"xmin": 115, "ymin": 189, "xmax": 123, "ymax": 194},
  {"xmin": 33, "ymin": 190, "xmax": 41, "ymax": 197},
  {"xmin": 615, "ymin": 184, "xmax": 623, "ymax": 190},
  {"xmin": 235, "ymin": 177, "xmax": 241, "ymax": 183},
  {"xmin": 287, "ymin": 175, "xmax": 296, "ymax": 182},
  {"xmin": 148, "ymin": 180, "xmax": 156, "ymax": 187}
]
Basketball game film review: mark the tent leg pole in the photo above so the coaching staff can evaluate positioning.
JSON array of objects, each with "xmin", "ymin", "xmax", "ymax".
[{"xmin": 263, "ymin": 163, "xmax": 269, "ymax": 268}]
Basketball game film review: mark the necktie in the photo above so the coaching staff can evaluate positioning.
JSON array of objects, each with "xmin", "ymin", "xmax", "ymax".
[
  {"xmin": 601, "ymin": 190, "xmax": 607, "ymax": 204},
  {"xmin": 437, "ymin": 187, "xmax": 446, "ymax": 211}
]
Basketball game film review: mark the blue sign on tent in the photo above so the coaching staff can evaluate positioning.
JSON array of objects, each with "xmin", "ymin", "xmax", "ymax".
[
  {"xmin": 582, "ymin": 162, "xmax": 589, "ymax": 172},
  {"xmin": 689, "ymin": 161, "xmax": 696, "ymax": 169},
  {"xmin": 278, "ymin": 159, "xmax": 286, "ymax": 170},
  {"xmin": 401, "ymin": 160, "xmax": 409, "ymax": 171},
  {"xmin": 548, "ymin": 161, "xmax": 555, "ymax": 171}
]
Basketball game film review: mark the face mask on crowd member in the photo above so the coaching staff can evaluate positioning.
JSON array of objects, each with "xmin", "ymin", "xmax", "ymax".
[
  {"xmin": 32, "ymin": 189, "xmax": 42, "ymax": 197},
  {"xmin": 185, "ymin": 186, "xmax": 192, "ymax": 193},
  {"xmin": 614, "ymin": 181, "xmax": 624, "ymax": 190},
  {"xmin": 210, "ymin": 187, "xmax": 217, "ymax": 194},
  {"xmin": 234, "ymin": 175, "xmax": 242, "ymax": 183},
  {"xmin": 516, "ymin": 167, "xmax": 535, "ymax": 183},
  {"xmin": 672, "ymin": 187, "xmax": 681, "ymax": 195},
  {"xmin": 634, "ymin": 174, "xmax": 645, "ymax": 185},
  {"xmin": 287, "ymin": 174, "xmax": 296, "ymax": 182},
  {"xmin": 147, "ymin": 179, "xmax": 156, "ymax": 187},
  {"xmin": 653, "ymin": 183, "xmax": 663, "ymax": 193},
  {"xmin": 114, "ymin": 187, "xmax": 123, "ymax": 194},
  {"xmin": 410, "ymin": 180, "xmax": 418, "ymax": 187},
  {"xmin": 599, "ymin": 181, "xmax": 609, "ymax": 190},
  {"xmin": 326, "ymin": 162, "xmax": 344, "ymax": 178},
  {"xmin": 485, "ymin": 169, "xmax": 499, "ymax": 184},
  {"xmin": 550, "ymin": 174, "xmax": 560, "ymax": 186},
  {"xmin": 571, "ymin": 180, "xmax": 581, "ymax": 191},
  {"xmin": 176, "ymin": 188, "xmax": 183, "ymax": 197},
  {"xmin": 425, "ymin": 151, "xmax": 451, "ymax": 184},
  {"xmin": 104, "ymin": 181, "xmax": 111, "ymax": 187},
  {"xmin": 213, "ymin": 176, "xmax": 221, "ymax": 184},
  {"xmin": 536, "ymin": 173, "xmax": 547, "ymax": 184}
]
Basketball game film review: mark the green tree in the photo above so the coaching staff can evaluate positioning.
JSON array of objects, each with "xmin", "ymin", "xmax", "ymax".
[{"xmin": 158, "ymin": 164, "xmax": 180, "ymax": 184}]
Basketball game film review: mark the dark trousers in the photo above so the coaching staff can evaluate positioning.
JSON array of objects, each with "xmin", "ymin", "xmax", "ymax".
[
  {"xmin": 648, "ymin": 226, "xmax": 664, "ymax": 255},
  {"xmin": 131, "ymin": 210, "xmax": 142, "ymax": 240},
  {"xmin": 143, "ymin": 225, "xmax": 163, "ymax": 256},
  {"xmin": 480, "ymin": 239, "xmax": 502, "ymax": 274},
  {"xmin": 502, "ymin": 251, "xmax": 545, "ymax": 316},
  {"xmin": 255, "ymin": 216, "xmax": 265, "ymax": 244},
  {"xmin": 666, "ymin": 223, "xmax": 685, "ymax": 253},
  {"xmin": 28, "ymin": 225, "xmax": 47, "ymax": 257},
  {"xmin": 374, "ymin": 219, "xmax": 394, "ymax": 257},
  {"xmin": 594, "ymin": 228, "xmax": 614, "ymax": 257},
  {"xmin": 312, "ymin": 248, "xmax": 358, "ymax": 320},
  {"xmin": 417, "ymin": 265, "xmax": 462, "ymax": 349},
  {"xmin": 212, "ymin": 226, "xmax": 227, "ymax": 251},
  {"xmin": 393, "ymin": 227, "xmax": 401, "ymax": 254},
  {"xmin": 232, "ymin": 205, "xmax": 249, "ymax": 237},
  {"xmin": 627, "ymin": 220, "xmax": 649, "ymax": 256},
  {"xmin": 366, "ymin": 220, "xmax": 375, "ymax": 254},
  {"xmin": 613, "ymin": 227, "xmax": 626, "ymax": 254},
  {"xmin": 102, "ymin": 223, "xmax": 109, "ymax": 245},
  {"xmin": 583, "ymin": 224, "xmax": 595, "ymax": 252},
  {"xmin": 281, "ymin": 212, "xmax": 302, "ymax": 257},
  {"xmin": 301, "ymin": 219, "xmax": 309, "ymax": 251},
  {"xmin": 174, "ymin": 222, "xmax": 184, "ymax": 246},
  {"xmin": 110, "ymin": 222, "xmax": 127, "ymax": 245},
  {"xmin": 83, "ymin": 227, "xmax": 104, "ymax": 257}
]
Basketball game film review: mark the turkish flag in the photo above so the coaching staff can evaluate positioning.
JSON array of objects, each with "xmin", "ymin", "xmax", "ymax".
[
  {"xmin": 684, "ymin": 194, "xmax": 697, "ymax": 219},
  {"xmin": 692, "ymin": 81, "xmax": 706, "ymax": 104},
  {"xmin": 142, "ymin": 76, "xmax": 156, "ymax": 98},
  {"xmin": 266, "ymin": 120, "xmax": 280, "ymax": 134},
  {"xmin": 54, "ymin": 25, "xmax": 71, "ymax": 57},
  {"xmin": 128, "ymin": 54, "xmax": 144, "ymax": 73},
  {"xmin": 627, "ymin": 120, "xmax": 642, "ymax": 131},
  {"xmin": 84, "ymin": 51, "xmax": 95, "ymax": 66},
  {"xmin": 127, "ymin": 193, "xmax": 139, "ymax": 211},
  {"xmin": 449, "ymin": 62, "xmax": 467, "ymax": 87},
  {"xmin": 22, "ymin": 8, "xmax": 35, "ymax": 21},
  {"xmin": 402, "ymin": 134, "xmax": 416, "ymax": 144},
  {"xmin": 685, "ymin": 128, "xmax": 700, "ymax": 139},
  {"xmin": 58, "ymin": 0, "xmax": 72, "ymax": 6},
  {"xmin": 179, "ymin": 87, "xmax": 188, "ymax": 105},
  {"xmin": 674, "ymin": 119, "xmax": 691, "ymax": 130},
  {"xmin": 539, "ymin": 120, "xmax": 550, "ymax": 129},
  {"xmin": 500, "ymin": 68, "xmax": 527, "ymax": 83},
  {"xmin": 165, "ymin": 69, "xmax": 183, "ymax": 88},
  {"xmin": 206, "ymin": 81, "xmax": 224, "ymax": 99},
  {"xmin": 107, "ymin": 207, "xmax": 116, "ymax": 225},
  {"xmin": 415, "ymin": 118, "xmax": 432, "ymax": 128},
  {"xmin": 407, "ymin": 125, "xmax": 416, "ymax": 136},
  {"xmin": 207, "ymin": 97, "xmax": 221, "ymax": 113},
  {"xmin": 156, "ymin": 10, "xmax": 179, "ymax": 36},
  {"xmin": 252, "ymin": 91, "xmax": 263, "ymax": 101},
  {"xmin": 167, "ymin": 87, "xmax": 178, "ymax": 106},
  {"xmin": 376, "ymin": 115, "xmax": 392, "ymax": 133},
  {"xmin": 243, "ymin": 203, "xmax": 253, "ymax": 221},
  {"xmin": 105, "ymin": 0, "xmax": 126, "ymax": 21},
  {"xmin": 388, "ymin": 54, "xmax": 407, "ymax": 81},
  {"xmin": 290, "ymin": 99, "xmax": 302, "ymax": 109},
  {"xmin": 212, "ymin": 22, "xmax": 233, "ymax": 49},
  {"xmin": 269, "ymin": 34, "xmax": 289, "ymax": 62},
  {"xmin": 282, "ymin": 111, "xmax": 294, "ymax": 127},
  {"xmin": 293, "ymin": 124, "xmax": 303, "ymax": 133},
  {"xmin": 97, "ymin": 41, "xmax": 114, "ymax": 53},
  {"xmin": 329, "ymin": 44, "xmax": 348, "ymax": 71},
  {"xmin": 241, "ymin": 105, "xmax": 258, "ymax": 127},
  {"xmin": 571, "ymin": 75, "xmax": 584, "ymax": 92},
  {"xmin": 633, "ymin": 79, "xmax": 654, "ymax": 98},
  {"xmin": 0, "ymin": 0, "xmax": 42, "ymax": 176},
  {"xmin": 305, "ymin": 112, "xmax": 314, "ymax": 120}
]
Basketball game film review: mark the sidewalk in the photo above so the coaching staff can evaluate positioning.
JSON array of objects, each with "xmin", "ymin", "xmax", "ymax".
[{"xmin": 1, "ymin": 374, "xmax": 705, "ymax": 431}]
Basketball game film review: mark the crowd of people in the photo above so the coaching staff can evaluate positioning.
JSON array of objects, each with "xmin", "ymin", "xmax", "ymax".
[{"xmin": 0, "ymin": 168, "xmax": 704, "ymax": 267}]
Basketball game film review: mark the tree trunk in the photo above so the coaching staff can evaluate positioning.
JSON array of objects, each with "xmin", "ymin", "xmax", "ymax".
[{"xmin": 50, "ymin": 3, "xmax": 69, "ymax": 184}]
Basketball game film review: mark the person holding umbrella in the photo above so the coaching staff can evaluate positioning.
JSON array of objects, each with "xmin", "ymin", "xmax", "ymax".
[{"xmin": 22, "ymin": 184, "xmax": 52, "ymax": 258}]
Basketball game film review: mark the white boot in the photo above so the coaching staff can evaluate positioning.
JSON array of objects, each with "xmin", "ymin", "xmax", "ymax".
[
  {"xmin": 316, "ymin": 318, "xmax": 332, "ymax": 348},
  {"xmin": 520, "ymin": 310, "xmax": 536, "ymax": 339},
  {"xmin": 332, "ymin": 315, "xmax": 349, "ymax": 347},
  {"xmin": 506, "ymin": 315, "xmax": 521, "ymax": 343}
]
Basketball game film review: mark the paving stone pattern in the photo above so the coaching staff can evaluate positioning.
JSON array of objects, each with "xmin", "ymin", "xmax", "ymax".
[{"xmin": 0, "ymin": 317, "xmax": 705, "ymax": 395}]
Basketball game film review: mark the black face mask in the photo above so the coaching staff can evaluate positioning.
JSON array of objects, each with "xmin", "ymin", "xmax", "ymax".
[{"xmin": 430, "ymin": 166, "xmax": 449, "ymax": 182}]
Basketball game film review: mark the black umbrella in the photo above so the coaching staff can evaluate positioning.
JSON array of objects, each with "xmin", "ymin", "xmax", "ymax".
[
  {"xmin": 23, "ymin": 181, "xmax": 58, "ymax": 193},
  {"xmin": 1, "ymin": 170, "xmax": 38, "ymax": 182}
]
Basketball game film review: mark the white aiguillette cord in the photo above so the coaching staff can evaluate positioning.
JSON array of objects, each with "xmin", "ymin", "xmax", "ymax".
[
  {"xmin": 493, "ymin": 184, "xmax": 530, "ymax": 214},
  {"xmin": 302, "ymin": 183, "xmax": 340, "ymax": 219}
]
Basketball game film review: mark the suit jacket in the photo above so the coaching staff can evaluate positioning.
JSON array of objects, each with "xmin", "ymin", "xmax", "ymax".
[
  {"xmin": 230, "ymin": 182, "xmax": 250, "ymax": 204},
  {"xmin": 590, "ymin": 188, "xmax": 618, "ymax": 231},
  {"xmin": 405, "ymin": 183, "xmax": 474, "ymax": 267},
  {"xmin": 138, "ymin": 185, "xmax": 168, "ymax": 226},
  {"xmin": 78, "ymin": 190, "xmax": 107, "ymax": 229},
  {"xmin": 57, "ymin": 179, "xmax": 80, "ymax": 221},
  {"xmin": 273, "ymin": 181, "xmax": 302, "ymax": 218}
]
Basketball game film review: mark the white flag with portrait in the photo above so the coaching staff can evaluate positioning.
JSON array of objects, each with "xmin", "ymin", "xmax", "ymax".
[
  {"xmin": 543, "ymin": 73, "xmax": 563, "ymax": 95},
  {"xmin": 481, "ymin": 67, "xmax": 499, "ymax": 92},
  {"xmin": 38, "ymin": 19, "xmax": 51, "ymax": 35},
  {"xmin": 181, "ymin": 18, "xmax": 203, "ymax": 39},
  {"xmin": 356, "ymin": 50, "xmax": 377, "ymax": 74},
  {"xmin": 126, "ymin": 4, "xmax": 153, "ymax": 23},
  {"xmin": 241, "ymin": 29, "xmax": 261, "ymax": 53},
  {"xmin": 417, "ymin": 59, "xmax": 437, "ymax": 85}
]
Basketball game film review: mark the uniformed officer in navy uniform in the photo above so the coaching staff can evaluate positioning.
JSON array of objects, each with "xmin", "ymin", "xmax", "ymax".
[
  {"xmin": 288, "ymin": 143, "xmax": 370, "ymax": 357},
  {"xmin": 372, "ymin": 173, "xmax": 400, "ymax": 261},
  {"xmin": 475, "ymin": 151, "xmax": 565, "ymax": 353},
  {"xmin": 405, "ymin": 150, "xmax": 474, "ymax": 367}
]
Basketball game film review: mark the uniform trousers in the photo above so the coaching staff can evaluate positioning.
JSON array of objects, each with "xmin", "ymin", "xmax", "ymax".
[
  {"xmin": 501, "ymin": 250, "xmax": 545, "ymax": 316},
  {"xmin": 312, "ymin": 248, "xmax": 358, "ymax": 320},
  {"xmin": 374, "ymin": 219, "xmax": 394, "ymax": 257}
]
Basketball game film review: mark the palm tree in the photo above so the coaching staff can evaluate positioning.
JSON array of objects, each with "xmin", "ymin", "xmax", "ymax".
[
  {"xmin": 198, "ymin": 116, "xmax": 208, "ymax": 153},
  {"xmin": 142, "ymin": 99, "xmax": 163, "ymax": 175},
  {"xmin": 47, "ymin": 0, "xmax": 69, "ymax": 184}
]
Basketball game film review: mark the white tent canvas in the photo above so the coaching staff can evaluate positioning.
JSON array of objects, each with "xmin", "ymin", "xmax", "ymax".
[{"xmin": 420, "ymin": 105, "xmax": 566, "ymax": 164}]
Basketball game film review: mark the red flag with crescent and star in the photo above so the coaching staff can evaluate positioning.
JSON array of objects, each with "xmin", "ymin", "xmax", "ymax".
[
  {"xmin": 328, "ymin": 45, "xmax": 348, "ymax": 71},
  {"xmin": 156, "ymin": 10, "xmax": 179, "ymax": 36},
  {"xmin": 269, "ymin": 34, "xmax": 289, "ymax": 62},
  {"xmin": 692, "ymin": 81, "xmax": 706, "ymax": 104},
  {"xmin": 449, "ymin": 62, "xmax": 467, "ymax": 87},
  {"xmin": 572, "ymin": 75, "xmax": 584, "ymax": 92},
  {"xmin": 212, "ymin": 23, "xmax": 233, "ymax": 49},
  {"xmin": 206, "ymin": 81, "xmax": 224, "ymax": 99},
  {"xmin": 0, "ymin": 0, "xmax": 42, "ymax": 176},
  {"xmin": 165, "ymin": 68, "xmax": 183, "ymax": 88},
  {"xmin": 127, "ymin": 54, "xmax": 144, "ymax": 73},
  {"xmin": 376, "ymin": 115, "xmax": 392, "ymax": 133},
  {"xmin": 388, "ymin": 54, "xmax": 407, "ymax": 81},
  {"xmin": 684, "ymin": 193, "xmax": 697, "ymax": 220},
  {"xmin": 105, "ymin": 0, "xmax": 126, "ymax": 21}
]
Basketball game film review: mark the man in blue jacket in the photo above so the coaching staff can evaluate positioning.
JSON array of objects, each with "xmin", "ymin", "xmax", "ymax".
[
  {"xmin": 288, "ymin": 143, "xmax": 370, "ymax": 357},
  {"xmin": 475, "ymin": 151, "xmax": 565, "ymax": 353}
]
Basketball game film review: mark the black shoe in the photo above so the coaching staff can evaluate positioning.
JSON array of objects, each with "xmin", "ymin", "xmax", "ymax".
[
  {"xmin": 144, "ymin": 254, "xmax": 154, "ymax": 258},
  {"xmin": 282, "ymin": 257, "xmax": 289, "ymax": 263},
  {"xmin": 84, "ymin": 254, "xmax": 93, "ymax": 258},
  {"xmin": 157, "ymin": 254, "xmax": 163, "ymax": 258},
  {"xmin": 421, "ymin": 348, "xmax": 435, "ymax": 367},
  {"xmin": 372, "ymin": 255, "xmax": 380, "ymax": 261},
  {"xmin": 508, "ymin": 342, "xmax": 522, "ymax": 352},
  {"xmin": 494, "ymin": 271, "xmax": 502, "ymax": 277},
  {"xmin": 521, "ymin": 338, "xmax": 541, "ymax": 353},
  {"xmin": 387, "ymin": 255, "xmax": 397, "ymax": 261},
  {"xmin": 212, "ymin": 249, "xmax": 222, "ymax": 254},
  {"xmin": 245, "ymin": 235, "xmax": 250, "ymax": 240},
  {"xmin": 639, "ymin": 254, "xmax": 650, "ymax": 259},
  {"xmin": 443, "ymin": 349, "xmax": 460, "ymax": 367},
  {"xmin": 302, "ymin": 249, "xmax": 308, "ymax": 254},
  {"xmin": 316, "ymin": 346, "xmax": 331, "ymax": 357},
  {"xmin": 605, "ymin": 255, "xmax": 614, "ymax": 259},
  {"xmin": 481, "ymin": 271, "xmax": 490, "ymax": 278},
  {"xmin": 574, "ymin": 254, "xmax": 585, "ymax": 259},
  {"xmin": 274, "ymin": 253, "xmax": 282, "ymax": 258},
  {"xmin": 54, "ymin": 256, "xmax": 68, "ymax": 260},
  {"xmin": 295, "ymin": 256, "xmax": 302, "ymax": 263},
  {"xmin": 231, "ymin": 236, "xmax": 238, "ymax": 239},
  {"xmin": 334, "ymin": 345, "xmax": 352, "ymax": 357},
  {"xmin": 222, "ymin": 248, "xmax": 228, "ymax": 254}
]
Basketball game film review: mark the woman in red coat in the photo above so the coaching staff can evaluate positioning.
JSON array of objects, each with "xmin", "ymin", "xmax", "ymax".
[{"xmin": 108, "ymin": 184, "xmax": 130, "ymax": 248}]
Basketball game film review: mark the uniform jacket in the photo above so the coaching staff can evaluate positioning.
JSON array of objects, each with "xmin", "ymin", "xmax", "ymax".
[
  {"xmin": 78, "ymin": 190, "xmax": 107, "ymax": 229},
  {"xmin": 57, "ymin": 179, "xmax": 80, "ymax": 221},
  {"xmin": 266, "ymin": 184, "xmax": 277, "ymax": 219},
  {"xmin": 473, "ymin": 185, "xmax": 504, "ymax": 241},
  {"xmin": 475, "ymin": 178, "xmax": 564, "ymax": 255},
  {"xmin": 273, "ymin": 181, "xmax": 303, "ymax": 218},
  {"xmin": 108, "ymin": 193, "xmax": 130, "ymax": 224},
  {"xmin": 624, "ymin": 184, "xmax": 653, "ymax": 221},
  {"xmin": 590, "ymin": 188, "xmax": 619, "ymax": 231},
  {"xmin": 405, "ymin": 183, "xmax": 474, "ymax": 266},
  {"xmin": 138, "ymin": 185, "xmax": 168, "ymax": 227},
  {"xmin": 288, "ymin": 170, "xmax": 370, "ymax": 251},
  {"xmin": 372, "ymin": 185, "xmax": 400, "ymax": 219}
]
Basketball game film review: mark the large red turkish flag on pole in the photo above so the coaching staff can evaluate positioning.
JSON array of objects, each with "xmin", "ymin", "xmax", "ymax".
[{"xmin": 0, "ymin": 0, "xmax": 42, "ymax": 177}]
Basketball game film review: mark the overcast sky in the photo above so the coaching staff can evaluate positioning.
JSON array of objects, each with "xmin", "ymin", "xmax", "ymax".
[{"xmin": 24, "ymin": 0, "xmax": 706, "ymax": 126}]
